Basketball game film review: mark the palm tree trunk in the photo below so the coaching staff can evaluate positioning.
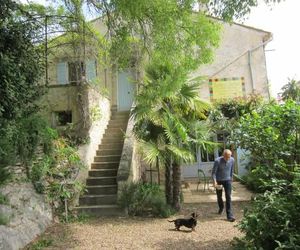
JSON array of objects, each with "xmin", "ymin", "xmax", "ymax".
[
  {"xmin": 165, "ymin": 159, "xmax": 172, "ymax": 205},
  {"xmin": 172, "ymin": 161, "xmax": 181, "ymax": 211}
]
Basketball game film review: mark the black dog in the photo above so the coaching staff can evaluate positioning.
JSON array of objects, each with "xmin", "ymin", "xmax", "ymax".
[{"xmin": 168, "ymin": 212, "xmax": 198, "ymax": 231}]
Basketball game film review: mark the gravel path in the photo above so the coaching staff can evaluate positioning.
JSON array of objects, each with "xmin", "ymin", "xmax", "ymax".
[{"xmin": 25, "ymin": 201, "xmax": 250, "ymax": 250}]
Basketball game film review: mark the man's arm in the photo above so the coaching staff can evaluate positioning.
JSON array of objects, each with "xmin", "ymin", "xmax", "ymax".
[
  {"xmin": 212, "ymin": 159, "xmax": 218, "ymax": 187},
  {"xmin": 230, "ymin": 158, "xmax": 235, "ymax": 181}
]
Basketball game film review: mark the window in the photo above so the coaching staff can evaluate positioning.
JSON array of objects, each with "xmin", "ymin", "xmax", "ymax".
[
  {"xmin": 68, "ymin": 61, "xmax": 85, "ymax": 83},
  {"xmin": 199, "ymin": 132, "xmax": 230, "ymax": 162},
  {"xmin": 56, "ymin": 59, "xmax": 97, "ymax": 85},
  {"xmin": 216, "ymin": 131, "xmax": 230, "ymax": 157},
  {"xmin": 53, "ymin": 111, "xmax": 72, "ymax": 126}
]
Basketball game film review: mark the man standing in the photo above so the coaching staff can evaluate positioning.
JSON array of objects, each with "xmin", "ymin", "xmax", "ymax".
[{"xmin": 212, "ymin": 149, "xmax": 235, "ymax": 222}]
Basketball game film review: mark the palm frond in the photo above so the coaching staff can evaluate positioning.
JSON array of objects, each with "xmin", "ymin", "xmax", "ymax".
[
  {"xmin": 166, "ymin": 144, "xmax": 195, "ymax": 163},
  {"xmin": 136, "ymin": 140, "xmax": 161, "ymax": 165}
]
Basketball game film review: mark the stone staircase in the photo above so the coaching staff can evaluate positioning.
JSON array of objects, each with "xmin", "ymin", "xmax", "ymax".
[{"xmin": 76, "ymin": 109, "xmax": 130, "ymax": 216}]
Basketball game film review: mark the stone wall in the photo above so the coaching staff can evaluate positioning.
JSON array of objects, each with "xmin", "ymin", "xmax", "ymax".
[
  {"xmin": 117, "ymin": 115, "xmax": 143, "ymax": 206},
  {"xmin": 75, "ymin": 87, "xmax": 111, "ymax": 196},
  {"xmin": 0, "ymin": 182, "xmax": 52, "ymax": 250}
]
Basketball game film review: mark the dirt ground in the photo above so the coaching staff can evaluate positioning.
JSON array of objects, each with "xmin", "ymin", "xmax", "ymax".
[{"xmin": 24, "ymin": 201, "xmax": 250, "ymax": 250}]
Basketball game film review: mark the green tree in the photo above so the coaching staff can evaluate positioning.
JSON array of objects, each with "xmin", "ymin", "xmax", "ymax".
[
  {"xmin": 280, "ymin": 78, "xmax": 300, "ymax": 102},
  {"xmin": 132, "ymin": 61, "xmax": 212, "ymax": 210},
  {"xmin": 0, "ymin": 0, "xmax": 47, "ymax": 181},
  {"xmin": 0, "ymin": 0, "xmax": 44, "ymax": 121},
  {"xmin": 231, "ymin": 100, "xmax": 300, "ymax": 167}
]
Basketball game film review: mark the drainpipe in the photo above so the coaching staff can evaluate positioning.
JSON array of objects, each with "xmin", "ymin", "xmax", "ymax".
[
  {"xmin": 248, "ymin": 50, "xmax": 255, "ymax": 92},
  {"xmin": 247, "ymin": 34, "xmax": 273, "ymax": 97}
]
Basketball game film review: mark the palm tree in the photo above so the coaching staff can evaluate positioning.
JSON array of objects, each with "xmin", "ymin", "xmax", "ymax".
[
  {"xmin": 280, "ymin": 78, "xmax": 300, "ymax": 102},
  {"xmin": 131, "ymin": 63, "xmax": 213, "ymax": 210}
]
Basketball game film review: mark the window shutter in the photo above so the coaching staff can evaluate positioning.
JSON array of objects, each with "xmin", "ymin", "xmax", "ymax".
[
  {"xmin": 57, "ymin": 62, "xmax": 68, "ymax": 84},
  {"xmin": 86, "ymin": 60, "xmax": 97, "ymax": 82}
]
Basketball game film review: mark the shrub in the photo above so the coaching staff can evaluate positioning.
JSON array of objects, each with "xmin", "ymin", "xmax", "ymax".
[
  {"xmin": 0, "ymin": 193, "xmax": 9, "ymax": 205},
  {"xmin": 233, "ymin": 177, "xmax": 300, "ymax": 249},
  {"xmin": 0, "ymin": 214, "xmax": 9, "ymax": 225},
  {"xmin": 242, "ymin": 161, "xmax": 295, "ymax": 193},
  {"xmin": 118, "ymin": 182, "xmax": 174, "ymax": 217},
  {"xmin": 0, "ymin": 115, "xmax": 55, "ymax": 185},
  {"xmin": 30, "ymin": 156, "xmax": 53, "ymax": 193}
]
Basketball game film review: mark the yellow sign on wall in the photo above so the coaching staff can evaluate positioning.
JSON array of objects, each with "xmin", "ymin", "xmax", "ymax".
[{"xmin": 209, "ymin": 77, "xmax": 245, "ymax": 101}]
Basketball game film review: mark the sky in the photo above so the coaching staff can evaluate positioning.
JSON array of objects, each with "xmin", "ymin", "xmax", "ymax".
[
  {"xmin": 244, "ymin": 0, "xmax": 300, "ymax": 97},
  {"xmin": 20, "ymin": 0, "xmax": 299, "ymax": 97}
]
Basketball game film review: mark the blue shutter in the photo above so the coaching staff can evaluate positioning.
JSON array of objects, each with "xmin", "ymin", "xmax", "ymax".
[
  {"xmin": 57, "ymin": 62, "xmax": 68, "ymax": 84},
  {"xmin": 86, "ymin": 60, "xmax": 97, "ymax": 83}
]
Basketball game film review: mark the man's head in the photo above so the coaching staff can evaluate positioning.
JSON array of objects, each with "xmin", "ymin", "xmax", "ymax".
[{"xmin": 223, "ymin": 149, "xmax": 232, "ymax": 161}]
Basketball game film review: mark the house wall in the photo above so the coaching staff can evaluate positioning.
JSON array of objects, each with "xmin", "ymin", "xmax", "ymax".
[
  {"xmin": 182, "ymin": 22, "xmax": 272, "ymax": 179},
  {"xmin": 192, "ymin": 21, "xmax": 271, "ymax": 101},
  {"xmin": 40, "ymin": 84, "xmax": 81, "ymax": 126}
]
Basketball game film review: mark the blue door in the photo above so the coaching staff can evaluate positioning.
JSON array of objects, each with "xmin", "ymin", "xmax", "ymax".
[{"xmin": 118, "ymin": 71, "xmax": 134, "ymax": 111}]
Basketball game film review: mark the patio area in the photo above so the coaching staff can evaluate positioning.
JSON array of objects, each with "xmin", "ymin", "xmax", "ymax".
[{"xmin": 182, "ymin": 180, "xmax": 253, "ymax": 204}]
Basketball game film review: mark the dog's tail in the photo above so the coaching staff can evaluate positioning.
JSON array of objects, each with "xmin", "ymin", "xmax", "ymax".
[{"xmin": 167, "ymin": 220, "xmax": 175, "ymax": 222}]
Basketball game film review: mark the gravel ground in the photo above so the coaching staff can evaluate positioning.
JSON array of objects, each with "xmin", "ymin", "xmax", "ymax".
[{"xmin": 24, "ymin": 201, "xmax": 250, "ymax": 250}]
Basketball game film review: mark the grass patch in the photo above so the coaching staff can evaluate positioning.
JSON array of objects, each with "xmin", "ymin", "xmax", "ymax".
[
  {"xmin": 59, "ymin": 212, "xmax": 95, "ymax": 224},
  {"xmin": 27, "ymin": 238, "xmax": 53, "ymax": 250},
  {"xmin": 0, "ymin": 193, "xmax": 9, "ymax": 205},
  {"xmin": 0, "ymin": 213, "xmax": 9, "ymax": 225}
]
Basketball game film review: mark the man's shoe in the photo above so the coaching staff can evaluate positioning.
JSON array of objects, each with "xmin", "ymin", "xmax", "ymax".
[
  {"xmin": 227, "ymin": 217, "xmax": 235, "ymax": 222},
  {"xmin": 218, "ymin": 209, "xmax": 223, "ymax": 215}
]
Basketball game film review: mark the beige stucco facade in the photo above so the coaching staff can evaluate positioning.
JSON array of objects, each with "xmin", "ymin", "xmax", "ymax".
[{"xmin": 192, "ymin": 20, "xmax": 271, "ymax": 102}]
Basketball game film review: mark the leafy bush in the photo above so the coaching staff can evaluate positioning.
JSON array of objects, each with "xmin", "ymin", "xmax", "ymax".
[
  {"xmin": 0, "ymin": 214, "xmax": 9, "ymax": 225},
  {"xmin": 0, "ymin": 193, "xmax": 9, "ymax": 205},
  {"xmin": 30, "ymin": 156, "xmax": 53, "ymax": 193},
  {"xmin": 31, "ymin": 137, "xmax": 86, "ymax": 203},
  {"xmin": 229, "ymin": 100, "xmax": 300, "ymax": 193},
  {"xmin": 0, "ymin": 115, "xmax": 55, "ymax": 185},
  {"xmin": 231, "ymin": 100, "xmax": 300, "ymax": 167},
  {"xmin": 118, "ymin": 182, "xmax": 174, "ymax": 217},
  {"xmin": 242, "ymin": 162, "xmax": 294, "ymax": 193},
  {"xmin": 233, "ymin": 176, "xmax": 300, "ymax": 250}
]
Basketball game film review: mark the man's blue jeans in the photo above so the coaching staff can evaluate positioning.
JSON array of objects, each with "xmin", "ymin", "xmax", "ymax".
[{"xmin": 216, "ymin": 180, "xmax": 233, "ymax": 219}]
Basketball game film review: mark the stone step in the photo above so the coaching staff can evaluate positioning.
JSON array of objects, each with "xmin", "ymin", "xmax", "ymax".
[
  {"xmin": 91, "ymin": 162, "xmax": 119, "ymax": 169},
  {"xmin": 86, "ymin": 185, "xmax": 117, "ymax": 195},
  {"xmin": 111, "ymin": 114, "xmax": 129, "ymax": 119},
  {"xmin": 105, "ymin": 127, "xmax": 126, "ymax": 134},
  {"xmin": 86, "ymin": 177, "xmax": 117, "ymax": 186},
  {"xmin": 96, "ymin": 149, "xmax": 122, "ymax": 156},
  {"xmin": 101, "ymin": 137, "xmax": 124, "ymax": 144},
  {"xmin": 111, "ymin": 111, "xmax": 130, "ymax": 117},
  {"xmin": 75, "ymin": 205, "xmax": 125, "ymax": 216},
  {"xmin": 102, "ymin": 133, "xmax": 124, "ymax": 139},
  {"xmin": 110, "ymin": 116, "xmax": 129, "ymax": 122},
  {"xmin": 108, "ymin": 118, "xmax": 128, "ymax": 123},
  {"xmin": 89, "ymin": 169, "xmax": 117, "ymax": 177},
  {"xmin": 94, "ymin": 155, "xmax": 121, "ymax": 162},
  {"xmin": 79, "ymin": 194, "xmax": 117, "ymax": 206},
  {"xmin": 111, "ymin": 110, "xmax": 130, "ymax": 115},
  {"xmin": 107, "ymin": 123, "xmax": 128, "ymax": 129},
  {"xmin": 98, "ymin": 143, "xmax": 124, "ymax": 150}
]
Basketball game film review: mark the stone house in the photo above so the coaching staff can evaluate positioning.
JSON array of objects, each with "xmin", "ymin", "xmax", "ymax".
[
  {"xmin": 183, "ymin": 20, "xmax": 272, "ymax": 180},
  {"xmin": 42, "ymin": 17, "xmax": 271, "ymax": 214}
]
